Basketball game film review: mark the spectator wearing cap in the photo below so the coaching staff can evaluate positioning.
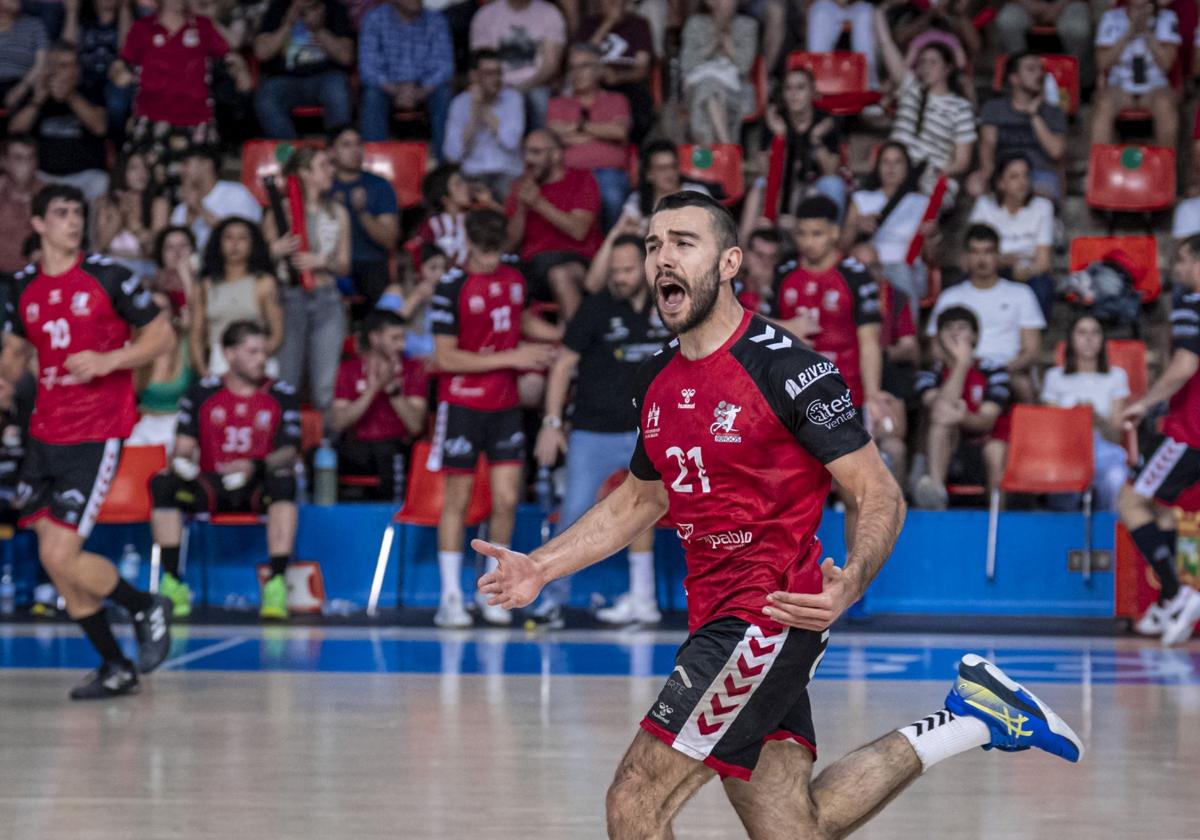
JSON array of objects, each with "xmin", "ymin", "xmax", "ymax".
[
  {"xmin": 967, "ymin": 52, "xmax": 1067, "ymax": 203},
  {"xmin": 469, "ymin": 0, "xmax": 566, "ymax": 129},
  {"xmin": 9, "ymin": 41, "xmax": 109, "ymax": 202},
  {"xmin": 327, "ymin": 125, "xmax": 400, "ymax": 305},
  {"xmin": 546, "ymin": 42, "xmax": 631, "ymax": 230},
  {"xmin": 574, "ymin": 0, "xmax": 654, "ymax": 143},
  {"xmin": 442, "ymin": 48, "xmax": 526, "ymax": 201},
  {"xmin": 505, "ymin": 129, "xmax": 602, "ymax": 321},
  {"xmin": 253, "ymin": 0, "xmax": 355, "ymax": 140},
  {"xmin": 0, "ymin": 136, "xmax": 42, "ymax": 274},
  {"xmin": 169, "ymin": 146, "xmax": 263, "ymax": 250},
  {"xmin": 0, "ymin": 0, "xmax": 47, "ymax": 110},
  {"xmin": 359, "ymin": 0, "xmax": 454, "ymax": 154}
]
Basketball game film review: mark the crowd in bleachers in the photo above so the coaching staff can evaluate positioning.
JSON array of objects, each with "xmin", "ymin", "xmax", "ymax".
[{"xmin": 0, "ymin": 0, "xmax": 1197, "ymax": 623}]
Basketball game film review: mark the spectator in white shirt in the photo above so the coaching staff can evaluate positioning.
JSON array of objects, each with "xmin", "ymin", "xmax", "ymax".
[
  {"xmin": 1091, "ymin": 0, "xmax": 1179, "ymax": 149},
  {"xmin": 1041, "ymin": 314, "xmax": 1131, "ymax": 511},
  {"xmin": 927, "ymin": 223, "xmax": 1045, "ymax": 402},
  {"xmin": 169, "ymin": 147, "xmax": 263, "ymax": 250},
  {"xmin": 442, "ymin": 49, "xmax": 525, "ymax": 201},
  {"xmin": 967, "ymin": 154, "xmax": 1055, "ymax": 319}
]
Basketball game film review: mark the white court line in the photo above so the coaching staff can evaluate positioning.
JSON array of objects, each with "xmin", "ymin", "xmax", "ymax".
[{"xmin": 158, "ymin": 636, "xmax": 250, "ymax": 671}]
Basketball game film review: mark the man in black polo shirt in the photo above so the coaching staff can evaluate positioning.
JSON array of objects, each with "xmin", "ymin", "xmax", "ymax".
[{"xmin": 530, "ymin": 232, "xmax": 670, "ymax": 628}]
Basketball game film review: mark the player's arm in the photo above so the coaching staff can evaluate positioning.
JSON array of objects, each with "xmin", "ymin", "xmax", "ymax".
[
  {"xmin": 1121, "ymin": 347, "xmax": 1199, "ymax": 426},
  {"xmin": 534, "ymin": 346, "xmax": 580, "ymax": 466},
  {"xmin": 433, "ymin": 334, "xmax": 547, "ymax": 373},
  {"xmin": 520, "ymin": 308, "xmax": 565, "ymax": 343},
  {"xmin": 66, "ymin": 310, "xmax": 174, "ymax": 382},
  {"xmin": 475, "ymin": 472, "xmax": 668, "ymax": 609},
  {"xmin": 386, "ymin": 391, "xmax": 427, "ymax": 437},
  {"xmin": 0, "ymin": 333, "xmax": 32, "ymax": 386},
  {"xmin": 857, "ymin": 323, "xmax": 883, "ymax": 400}
]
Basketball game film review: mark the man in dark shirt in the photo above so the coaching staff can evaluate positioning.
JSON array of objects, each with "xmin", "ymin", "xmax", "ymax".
[
  {"xmin": 252, "ymin": 0, "xmax": 355, "ymax": 139},
  {"xmin": 327, "ymin": 125, "xmax": 400, "ymax": 304},
  {"xmin": 967, "ymin": 52, "xmax": 1067, "ymax": 202},
  {"xmin": 8, "ymin": 42, "xmax": 108, "ymax": 201},
  {"xmin": 530, "ymin": 231, "xmax": 670, "ymax": 627}
]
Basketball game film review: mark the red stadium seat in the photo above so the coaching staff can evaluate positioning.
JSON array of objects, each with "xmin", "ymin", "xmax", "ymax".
[
  {"xmin": 1085, "ymin": 145, "xmax": 1176, "ymax": 213},
  {"xmin": 1053, "ymin": 338, "xmax": 1149, "ymax": 401},
  {"xmin": 677, "ymin": 144, "xmax": 744, "ymax": 206},
  {"xmin": 361, "ymin": 141, "xmax": 428, "ymax": 209},
  {"xmin": 985, "ymin": 406, "xmax": 1096, "ymax": 580},
  {"xmin": 1069, "ymin": 234, "xmax": 1161, "ymax": 303},
  {"xmin": 97, "ymin": 445, "xmax": 167, "ymax": 525},
  {"xmin": 785, "ymin": 51, "xmax": 882, "ymax": 116},
  {"xmin": 241, "ymin": 139, "xmax": 322, "ymax": 206},
  {"xmin": 991, "ymin": 54, "xmax": 1079, "ymax": 115}
]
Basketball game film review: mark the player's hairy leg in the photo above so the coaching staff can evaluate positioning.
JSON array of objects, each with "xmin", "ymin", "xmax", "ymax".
[
  {"xmin": 34, "ymin": 520, "xmax": 116, "ymax": 616},
  {"xmin": 487, "ymin": 463, "xmax": 522, "ymax": 546},
  {"xmin": 437, "ymin": 473, "xmax": 475, "ymax": 551},
  {"xmin": 724, "ymin": 733, "xmax": 921, "ymax": 839},
  {"xmin": 606, "ymin": 730, "xmax": 714, "ymax": 840}
]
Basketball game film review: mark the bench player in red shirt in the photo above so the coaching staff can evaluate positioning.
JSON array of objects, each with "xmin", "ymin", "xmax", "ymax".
[
  {"xmin": 149, "ymin": 321, "xmax": 301, "ymax": 620},
  {"xmin": 1119, "ymin": 234, "xmax": 1200, "ymax": 646},
  {"xmin": 429, "ymin": 208, "xmax": 559, "ymax": 627},
  {"xmin": 2, "ymin": 185, "xmax": 175, "ymax": 699},
  {"xmin": 475, "ymin": 192, "xmax": 1081, "ymax": 836}
]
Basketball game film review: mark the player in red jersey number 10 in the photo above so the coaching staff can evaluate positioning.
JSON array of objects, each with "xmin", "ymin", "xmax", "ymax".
[{"xmin": 475, "ymin": 192, "xmax": 1082, "ymax": 838}]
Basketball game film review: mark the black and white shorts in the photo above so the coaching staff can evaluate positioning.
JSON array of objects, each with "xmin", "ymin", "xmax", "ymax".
[
  {"xmin": 17, "ymin": 438, "xmax": 122, "ymax": 539},
  {"xmin": 1132, "ymin": 435, "xmax": 1200, "ymax": 504},
  {"xmin": 640, "ymin": 617, "xmax": 829, "ymax": 781},
  {"xmin": 427, "ymin": 402, "xmax": 525, "ymax": 473}
]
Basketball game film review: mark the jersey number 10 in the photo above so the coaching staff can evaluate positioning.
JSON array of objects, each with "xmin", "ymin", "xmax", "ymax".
[
  {"xmin": 665, "ymin": 445, "xmax": 711, "ymax": 494},
  {"xmin": 42, "ymin": 318, "xmax": 71, "ymax": 350}
]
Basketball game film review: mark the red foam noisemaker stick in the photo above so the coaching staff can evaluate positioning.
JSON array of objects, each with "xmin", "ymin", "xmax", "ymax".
[
  {"xmin": 763, "ymin": 134, "xmax": 786, "ymax": 221},
  {"xmin": 905, "ymin": 174, "xmax": 948, "ymax": 266},
  {"xmin": 286, "ymin": 174, "xmax": 316, "ymax": 291}
]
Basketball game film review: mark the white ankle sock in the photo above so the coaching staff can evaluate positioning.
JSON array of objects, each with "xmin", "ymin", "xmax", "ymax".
[
  {"xmin": 898, "ymin": 708, "xmax": 990, "ymax": 771},
  {"xmin": 438, "ymin": 551, "xmax": 463, "ymax": 601},
  {"xmin": 629, "ymin": 551, "xmax": 655, "ymax": 602}
]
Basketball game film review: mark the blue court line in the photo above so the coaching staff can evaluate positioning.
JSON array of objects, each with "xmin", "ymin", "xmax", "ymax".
[{"xmin": 1, "ymin": 631, "xmax": 1198, "ymax": 685}]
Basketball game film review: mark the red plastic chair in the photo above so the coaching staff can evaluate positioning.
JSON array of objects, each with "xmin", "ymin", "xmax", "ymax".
[
  {"xmin": 361, "ymin": 141, "xmax": 429, "ymax": 209},
  {"xmin": 97, "ymin": 445, "xmax": 167, "ymax": 525},
  {"xmin": 985, "ymin": 406, "xmax": 1096, "ymax": 580},
  {"xmin": 677, "ymin": 144, "xmax": 744, "ymax": 206},
  {"xmin": 1085, "ymin": 145, "xmax": 1176, "ymax": 213},
  {"xmin": 1069, "ymin": 234, "xmax": 1161, "ymax": 303},
  {"xmin": 990, "ymin": 54, "xmax": 1079, "ymax": 115},
  {"xmin": 785, "ymin": 51, "xmax": 882, "ymax": 116},
  {"xmin": 240, "ymin": 139, "xmax": 323, "ymax": 206},
  {"xmin": 367, "ymin": 440, "xmax": 493, "ymax": 614},
  {"xmin": 1053, "ymin": 338, "xmax": 1148, "ymax": 401}
]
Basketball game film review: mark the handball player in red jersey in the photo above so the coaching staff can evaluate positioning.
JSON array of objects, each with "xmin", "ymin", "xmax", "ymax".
[
  {"xmin": 2, "ymin": 185, "xmax": 175, "ymax": 699},
  {"xmin": 475, "ymin": 191, "xmax": 1082, "ymax": 838}
]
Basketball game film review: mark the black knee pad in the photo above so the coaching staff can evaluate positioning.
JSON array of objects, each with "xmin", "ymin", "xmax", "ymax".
[
  {"xmin": 150, "ymin": 472, "xmax": 181, "ymax": 508},
  {"xmin": 263, "ymin": 469, "xmax": 297, "ymax": 505}
]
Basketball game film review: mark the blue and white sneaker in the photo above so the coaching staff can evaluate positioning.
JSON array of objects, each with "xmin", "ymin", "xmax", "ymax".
[{"xmin": 945, "ymin": 654, "xmax": 1084, "ymax": 763}]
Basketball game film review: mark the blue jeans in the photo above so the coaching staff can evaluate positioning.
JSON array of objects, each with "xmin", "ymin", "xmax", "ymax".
[
  {"xmin": 278, "ymin": 284, "xmax": 346, "ymax": 418},
  {"xmin": 593, "ymin": 168, "xmax": 631, "ymax": 231},
  {"xmin": 106, "ymin": 81, "xmax": 135, "ymax": 141},
  {"xmin": 1046, "ymin": 432, "xmax": 1128, "ymax": 512},
  {"xmin": 255, "ymin": 72, "xmax": 352, "ymax": 140},
  {"xmin": 361, "ymin": 82, "xmax": 452, "ymax": 159},
  {"xmin": 813, "ymin": 175, "xmax": 847, "ymax": 217},
  {"xmin": 540, "ymin": 429, "xmax": 638, "ymax": 606}
]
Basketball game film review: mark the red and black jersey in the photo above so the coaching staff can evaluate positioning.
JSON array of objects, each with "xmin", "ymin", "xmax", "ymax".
[
  {"xmin": 6, "ymin": 254, "xmax": 159, "ymax": 444},
  {"xmin": 914, "ymin": 361, "xmax": 1013, "ymax": 443},
  {"xmin": 177, "ymin": 376, "xmax": 301, "ymax": 473},
  {"xmin": 629, "ymin": 310, "xmax": 871, "ymax": 633},
  {"xmin": 1164, "ymin": 289, "xmax": 1200, "ymax": 448},
  {"xmin": 429, "ymin": 261, "xmax": 526, "ymax": 411},
  {"xmin": 773, "ymin": 256, "xmax": 881, "ymax": 406},
  {"xmin": 333, "ymin": 355, "xmax": 430, "ymax": 442}
]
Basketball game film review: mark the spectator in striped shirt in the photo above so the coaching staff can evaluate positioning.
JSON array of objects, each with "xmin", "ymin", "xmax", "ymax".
[
  {"xmin": 0, "ymin": 0, "xmax": 47, "ymax": 109},
  {"xmin": 359, "ymin": 0, "xmax": 454, "ymax": 154},
  {"xmin": 875, "ymin": 3, "xmax": 977, "ymax": 205}
]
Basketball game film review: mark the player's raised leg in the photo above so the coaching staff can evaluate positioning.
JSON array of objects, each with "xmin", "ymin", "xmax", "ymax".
[{"xmin": 606, "ymin": 730, "xmax": 715, "ymax": 840}]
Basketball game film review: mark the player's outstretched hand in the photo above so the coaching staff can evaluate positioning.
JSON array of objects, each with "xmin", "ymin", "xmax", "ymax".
[
  {"xmin": 473, "ymin": 539, "xmax": 545, "ymax": 609},
  {"xmin": 763, "ymin": 558, "xmax": 856, "ymax": 631}
]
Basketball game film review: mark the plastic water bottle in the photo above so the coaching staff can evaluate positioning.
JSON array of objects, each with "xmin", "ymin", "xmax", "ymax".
[
  {"xmin": 313, "ymin": 440, "xmax": 338, "ymax": 506},
  {"xmin": 119, "ymin": 543, "xmax": 142, "ymax": 584},
  {"xmin": 0, "ymin": 563, "xmax": 15, "ymax": 616}
]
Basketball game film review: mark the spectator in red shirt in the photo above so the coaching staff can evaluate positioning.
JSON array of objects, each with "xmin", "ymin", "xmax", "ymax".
[
  {"xmin": 331, "ymin": 309, "xmax": 428, "ymax": 502},
  {"xmin": 546, "ymin": 42, "xmax": 631, "ymax": 230},
  {"xmin": 0, "ymin": 136, "xmax": 42, "ymax": 274},
  {"xmin": 505, "ymin": 128, "xmax": 602, "ymax": 320}
]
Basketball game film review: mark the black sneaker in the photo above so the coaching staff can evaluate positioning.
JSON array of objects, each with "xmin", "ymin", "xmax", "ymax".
[
  {"xmin": 523, "ymin": 603, "xmax": 565, "ymax": 631},
  {"xmin": 133, "ymin": 594, "xmax": 173, "ymax": 673},
  {"xmin": 69, "ymin": 660, "xmax": 140, "ymax": 700}
]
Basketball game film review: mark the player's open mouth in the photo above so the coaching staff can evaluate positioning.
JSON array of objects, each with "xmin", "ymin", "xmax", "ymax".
[{"xmin": 657, "ymin": 280, "xmax": 688, "ymax": 315}]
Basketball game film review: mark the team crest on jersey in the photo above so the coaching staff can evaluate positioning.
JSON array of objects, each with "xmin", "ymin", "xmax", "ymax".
[
  {"xmin": 211, "ymin": 406, "xmax": 227, "ymax": 425},
  {"xmin": 24, "ymin": 303, "xmax": 38, "ymax": 323},
  {"xmin": 644, "ymin": 403, "xmax": 661, "ymax": 439},
  {"xmin": 823, "ymin": 289, "xmax": 841, "ymax": 312},
  {"xmin": 255, "ymin": 409, "xmax": 273, "ymax": 430},
  {"xmin": 678, "ymin": 388, "xmax": 697, "ymax": 409},
  {"xmin": 70, "ymin": 292, "xmax": 91, "ymax": 316},
  {"xmin": 783, "ymin": 287, "xmax": 799, "ymax": 306},
  {"xmin": 676, "ymin": 523, "xmax": 694, "ymax": 542},
  {"xmin": 710, "ymin": 401, "xmax": 742, "ymax": 443},
  {"xmin": 468, "ymin": 296, "xmax": 486, "ymax": 314}
]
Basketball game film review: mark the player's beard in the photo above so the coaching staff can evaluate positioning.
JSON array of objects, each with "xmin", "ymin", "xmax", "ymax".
[{"xmin": 655, "ymin": 259, "xmax": 721, "ymax": 336}]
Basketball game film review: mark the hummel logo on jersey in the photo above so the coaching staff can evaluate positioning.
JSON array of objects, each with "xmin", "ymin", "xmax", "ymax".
[
  {"xmin": 710, "ymin": 401, "xmax": 742, "ymax": 443},
  {"xmin": 678, "ymin": 388, "xmax": 697, "ymax": 409},
  {"xmin": 784, "ymin": 362, "xmax": 837, "ymax": 399},
  {"xmin": 748, "ymin": 324, "xmax": 793, "ymax": 350}
]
